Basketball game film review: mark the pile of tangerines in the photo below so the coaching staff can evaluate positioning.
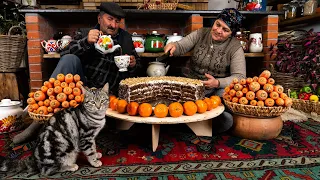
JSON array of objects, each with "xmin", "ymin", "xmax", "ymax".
[
  {"xmin": 109, "ymin": 95, "xmax": 221, "ymax": 118},
  {"xmin": 223, "ymin": 70, "xmax": 292, "ymax": 107},
  {"xmin": 27, "ymin": 73, "xmax": 84, "ymax": 115}
]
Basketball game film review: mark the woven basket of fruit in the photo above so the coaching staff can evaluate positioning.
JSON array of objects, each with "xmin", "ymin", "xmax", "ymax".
[
  {"xmin": 223, "ymin": 70, "xmax": 293, "ymax": 118},
  {"xmin": 292, "ymin": 99, "xmax": 320, "ymax": 115},
  {"xmin": 28, "ymin": 111, "xmax": 53, "ymax": 123},
  {"xmin": 224, "ymin": 100, "xmax": 289, "ymax": 117},
  {"xmin": 27, "ymin": 73, "xmax": 84, "ymax": 122}
]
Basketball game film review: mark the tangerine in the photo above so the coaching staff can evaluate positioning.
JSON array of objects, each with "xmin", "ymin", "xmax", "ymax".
[
  {"xmin": 116, "ymin": 99, "xmax": 128, "ymax": 114},
  {"xmin": 168, "ymin": 102, "xmax": 183, "ymax": 117},
  {"xmin": 183, "ymin": 101, "xmax": 197, "ymax": 116},
  {"xmin": 203, "ymin": 98, "xmax": 213, "ymax": 111},
  {"xmin": 138, "ymin": 103, "xmax": 153, "ymax": 117},
  {"xmin": 210, "ymin": 95, "xmax": 221, "ymax": 105},
  {"xmin": 195, "ymin": 100, "xmax": 207, "ymax": 113},
  {"xmin": 110, "ymin": 98, "xmax": 119, "ymax": 110},
  {"xmin": 127, "ymin": 102, "xmax": 139, "ymax": 116},
  {"xmin": 154, "ymin": 104, "xmax": 168, "ymax": 118}
]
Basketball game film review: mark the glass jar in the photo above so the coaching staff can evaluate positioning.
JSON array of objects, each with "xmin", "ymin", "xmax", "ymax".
[
  {"xmin": 287, "ymin": 2, "xmax": 297, "ymax": 19},
  {"xmin": 235, "ymin": 31, "xmax": 249, "ymax": 53},
  {"xmin": 304, "ymin": 0, "xmax": 318, "ymax": 16}
]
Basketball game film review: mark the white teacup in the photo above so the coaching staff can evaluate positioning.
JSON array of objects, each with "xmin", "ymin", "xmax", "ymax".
[{"xmin": 114, "ymin": 55, "xmax": 130, "ymax": 72}]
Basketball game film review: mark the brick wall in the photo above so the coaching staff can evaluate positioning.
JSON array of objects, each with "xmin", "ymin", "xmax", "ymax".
[
  {"xmin": 24, "ymin": 13, "xmax": 277, "ymax": 91},
  {"xmin": 26, "ymin": 13, "xmax": 54, "ymax": 92}
]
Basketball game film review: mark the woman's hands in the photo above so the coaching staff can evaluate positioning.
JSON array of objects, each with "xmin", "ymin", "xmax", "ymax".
[
  {"xmin": 202, "ymin": 73, "xmax": 220, "ymax": 89},
  {"xmin": 164, "ymin": 43, "xmax": 176, "ymax": 56}
]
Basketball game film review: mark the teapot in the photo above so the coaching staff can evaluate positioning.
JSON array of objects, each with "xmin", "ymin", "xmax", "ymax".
[
  {"xmin": 41, "ymin": 39, "xmax": 58, "ymax": 54},
  {"xmin": 57, "ymin": 35, "xmax": 73, "ymax": 51},
  {"xmin": 94, "ymin": 34, "xmax": 121, "ymax": 54},
  {"xmin": 132, "ymin": 32, "xmax": 145, "ymax": 53},
  {"xmin": 0, "ymin": 99, "xmax": 23, "ymax": 133},
  {"xmin": 145, "ymin": 31, "xmax": 165, "ymax": 53},
  {"xmin": 146, "ymin": 62, "xmax": 170, "ymax": 77},
  {"xmin": 166, "ymin": 33, "xmax": 183, "ymax": 45}
]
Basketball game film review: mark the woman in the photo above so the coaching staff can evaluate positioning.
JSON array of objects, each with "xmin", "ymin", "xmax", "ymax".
[
  {"xmin": 164, "ymin": 8, "xmax": 246, "ymax": 97},
  {"xmin": 164, "ymin": 8, "xmax": 246, "ymax": 134}
]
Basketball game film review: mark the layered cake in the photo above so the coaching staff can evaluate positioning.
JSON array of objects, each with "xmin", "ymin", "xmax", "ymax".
[{"xmin": 118, "ymin": 76, "xmax": 205, "ymax": 103}]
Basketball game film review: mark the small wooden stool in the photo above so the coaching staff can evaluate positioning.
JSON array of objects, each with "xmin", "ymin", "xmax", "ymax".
[{"xmin": 231, "ymin": 114, "xmax": 283, "ymax": 140}]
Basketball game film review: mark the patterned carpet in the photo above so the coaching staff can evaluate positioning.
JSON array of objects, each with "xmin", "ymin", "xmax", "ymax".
[{"xmin": 1, "ymin": 119, "xmax": 320, "ymax": 179}]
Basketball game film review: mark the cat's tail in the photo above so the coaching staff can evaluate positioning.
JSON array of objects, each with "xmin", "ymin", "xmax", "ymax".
[{"xmin": 0, "ymin": 155, "xmax": 38, "ymax": 173}]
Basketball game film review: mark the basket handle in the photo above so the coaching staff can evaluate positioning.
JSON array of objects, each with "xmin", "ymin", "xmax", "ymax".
[{"xmin": 8, "ymin": 25, "xmax": 24, "ymax": 36}]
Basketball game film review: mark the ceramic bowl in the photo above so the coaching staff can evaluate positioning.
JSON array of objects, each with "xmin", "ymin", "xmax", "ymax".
[{"xmin": 114, "ymin": 55, "xmax": 130, "ymax": 72}]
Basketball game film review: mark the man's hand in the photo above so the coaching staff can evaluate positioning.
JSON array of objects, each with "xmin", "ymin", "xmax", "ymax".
[
  {"xmin": 164, "ymin": 43, "xmax": 176, "ymax": 57},
  {"xmin": 202, "ymin": 73, "xmax": 220, "ymax": 89},
  {"xmin": 87, "ymin": 29, "xmax": 100, "ymax": 44},
  {"xmin": 127, "ymin": 54, "xmax": 136, "ymax": 67}
]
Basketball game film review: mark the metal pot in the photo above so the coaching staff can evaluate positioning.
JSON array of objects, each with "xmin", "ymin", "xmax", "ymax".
[
  {"xmin": 166, "ymin": 33, "xmax": 183, "ymax": 45},
  {"xmin": 145, "ymin": 31, "xmax": 165, "ymax": 53},
  {"xmin": 0, "ymin": 99, "xmax": 23, "ymax": 133},
  {"xmin": 132, "ymin": 32, "xmax": 145, "ymax": 53}
]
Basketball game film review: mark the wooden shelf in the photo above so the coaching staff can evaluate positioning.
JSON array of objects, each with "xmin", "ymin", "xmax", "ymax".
[
  {"xmin": 43, "ymin": 52, "xmax": 264, "ymax": 59},
  {"xmin": 279, "ymin": 13, "xmax": 320, "ymax": 28},
  {"xmin": 43, "ymin": 53, "xmax": 61, "ymax": 58}
]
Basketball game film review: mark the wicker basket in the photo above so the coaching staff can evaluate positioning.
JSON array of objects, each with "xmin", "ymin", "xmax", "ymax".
[
  {"xmin": 224, "ymin": 100, "xmax": 290, "ymax": 118},
  {"xmin": 0, "ymin": 26, "xmax": 26, "ymax": 71},
  {"xmin": 138, "ymin": 0, "xmax": 178, "ymax": 10},
  {"xmin": 292, "ymin": 98, "xmax": 320, "ymax": 115},
  {"xmin": 269, "ymin": 64, "xmax": 306, "ymax": 92},
  {"xmin": 28, "ymin": 111, "xmax": 53, "ymax": 123}
]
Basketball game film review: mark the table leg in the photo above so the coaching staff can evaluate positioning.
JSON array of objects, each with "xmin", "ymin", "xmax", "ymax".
[
  {"xmin": 152, "ymin": 124, "xmax": 160, "ymax": 152},
  {"xmin": 186, "ymin": 119, "xmax": 212, "ymax": 137},
  {"xmin": 116, "ymin": 120, "xmax": 135, "ymax": 130}
]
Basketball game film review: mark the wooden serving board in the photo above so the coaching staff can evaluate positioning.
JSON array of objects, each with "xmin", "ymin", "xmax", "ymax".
[{"xmin": 106, "ymin": 105, "xmax": 225, "ymax": 124}]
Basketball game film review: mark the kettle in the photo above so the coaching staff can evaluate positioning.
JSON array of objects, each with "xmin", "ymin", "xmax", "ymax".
[
  {"xmin": 95, "ymin": 34, "xmax": 121, "ymax": 54},
  {"xmin": 146, "ymin": 62, "xmax": 170, "ymax": 77},
  {"xmin": 166, "ymin": 33, "xmax": 183, "ymax": 45}
]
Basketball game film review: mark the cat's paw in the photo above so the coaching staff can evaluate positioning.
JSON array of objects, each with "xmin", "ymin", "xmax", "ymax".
[
  {"xmin": 89, "ymin": 160, "xmax": 102, "ymax": 167},
  {"xmin": 96, "ymin": 152, "xmax": 102, "ymax": 159},
  {"xmin": 62, "ymin": 164, "xmax": 79, "ymax": 172}
]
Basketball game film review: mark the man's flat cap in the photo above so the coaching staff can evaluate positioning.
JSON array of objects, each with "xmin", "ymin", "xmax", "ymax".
[{"xmin": 99, "ymin": 2, "xmax": 125, "ymax": 18}]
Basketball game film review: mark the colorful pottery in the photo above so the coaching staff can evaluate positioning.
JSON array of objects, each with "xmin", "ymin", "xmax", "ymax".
[
  {"xmin": 114, "ymin": 55, "xmax": 130, "ymax": 72},
  {"xmin": 249, "ymin": 33, "xmax": 263, "ymax": 53},
  {"xmin": 41, "ymin": 39, "xmax": 58, "ymax": 54},
  {"xmin": 57, "ymin": 35, "xmax": 72, "ymax": 51},
  {"xmin": 95, "ymin": 34, "xmax": 121, "ymax": 54}
]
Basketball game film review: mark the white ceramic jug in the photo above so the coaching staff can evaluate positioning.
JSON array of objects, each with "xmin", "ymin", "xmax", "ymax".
[
  {"xmin": 0, "ymin": 99, "xmax": 23, "ymax": 133},
  {"xmin": 57, "ymin": 35, "xmax": 73, "ymax": 51},
  {"xmin": 146, "ymin": 62, "xmax": 170, "ymax": 77},
  {"xmin": 249, "ymin": 33, "xmax": 263, "ymax": 53}
]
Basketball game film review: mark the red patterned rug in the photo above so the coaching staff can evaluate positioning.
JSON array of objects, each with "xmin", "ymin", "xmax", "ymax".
[{"xmin": 1, "ymin": 120, "xmax": 320, "ymax": 179}]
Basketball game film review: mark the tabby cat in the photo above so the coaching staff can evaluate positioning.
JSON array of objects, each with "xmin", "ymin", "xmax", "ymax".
[{"xmin": 0, "ymin": 83, "xmax": 109, "ymax": 176}]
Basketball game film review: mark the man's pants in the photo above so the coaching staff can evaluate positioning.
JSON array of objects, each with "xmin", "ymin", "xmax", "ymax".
[{"xmin": 51, "ymin": 54, "xmax": 86, "ymax": 83}]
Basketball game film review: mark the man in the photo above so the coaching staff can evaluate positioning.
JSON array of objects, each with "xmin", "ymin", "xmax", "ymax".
[{"xmin": 51, "ymin": 2, "xmax": 141, "ymax": 95}]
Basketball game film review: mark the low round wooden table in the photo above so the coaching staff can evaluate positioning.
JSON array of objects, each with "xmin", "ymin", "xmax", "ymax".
[{"xmin": 106, "ymin": 105, "xmax": 225, "ymax": 152}]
